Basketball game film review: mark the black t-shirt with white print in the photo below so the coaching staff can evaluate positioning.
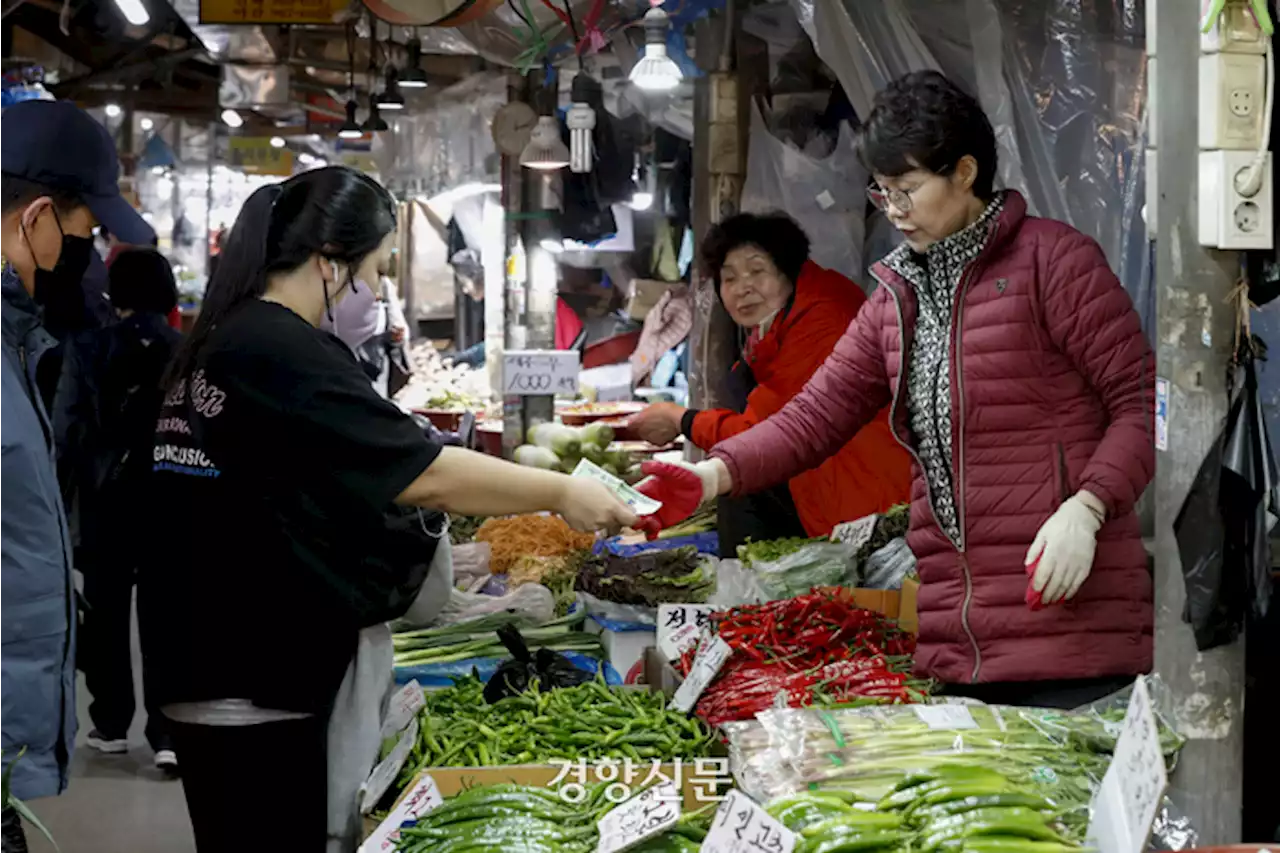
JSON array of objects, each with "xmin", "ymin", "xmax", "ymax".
[{"xmin": 141, "ymin": 299, "xmax": 441, "ymax": 715}]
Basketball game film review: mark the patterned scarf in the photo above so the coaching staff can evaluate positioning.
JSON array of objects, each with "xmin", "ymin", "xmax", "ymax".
[{"xmin": 881, "ymin": 192, "xmax": 1007, "ymax": 544}]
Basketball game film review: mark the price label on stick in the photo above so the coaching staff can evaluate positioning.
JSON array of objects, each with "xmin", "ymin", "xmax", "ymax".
[
  {"xmin": 657, "ymin": 604, "xmax": 715, "ymax": 661},
  {"xmin": 503, "ymin": 350, "xmax": 581, "ymax": 396},
  {"xmin": 701, "ymin": 789, "xmax": 798, "ymax": 853},
  {"xmin": 830, "ymin": 513, "xmax": 879, "ymax": 551},
  {"xmin": 361, "ymin": 718, "xmax": 418, "ymax": 814},
  {"xmin": 1086, "ymin": 677, "xmax": 1169, "ymax": 853},
  {"xmin": 596, "ymin": 783, "xmax": 681, "ymax": 853},
  {"xmin": 360, "ymin": 771, "xmax": 443, "ymax": 853},
  {"xmin": 380, "ymin": 679, "xmax": 424, "ymax": 739},
  {"xmin": 669, "ymin": 634, "xmax": 732, "ymax": 713}
]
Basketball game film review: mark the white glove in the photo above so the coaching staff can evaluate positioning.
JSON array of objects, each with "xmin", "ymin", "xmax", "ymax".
[{"xmin": 1025, "ymin": 491, "xmax": 1106, "ymax": 603}]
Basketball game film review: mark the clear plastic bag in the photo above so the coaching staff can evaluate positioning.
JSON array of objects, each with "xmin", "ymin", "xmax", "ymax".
[
  {"xmin": 861, "ymin": 538, "xmax": 916, "ymax": 590},
  {"xmin": 425, "ymin": 582, "xmax": 555, "ymax": 629},
  {"xmin": 724, "ymin": 678, "xmax": 1197, "ymax": 848},
  {"xmin": 747, "ymin": 541, "xmax": 858, "ymax": 600},
  {"xmin": 741, "ymin": 103, "xmax": 868, "ymax": 283}
]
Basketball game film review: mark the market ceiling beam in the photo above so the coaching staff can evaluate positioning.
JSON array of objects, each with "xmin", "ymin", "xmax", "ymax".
[{"xmin": 55, "ymin": 44, "xmax": 203, "ymax": 93}]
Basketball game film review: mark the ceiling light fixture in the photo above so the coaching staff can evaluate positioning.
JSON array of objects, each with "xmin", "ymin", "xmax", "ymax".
[
  {"xmin": 377, "ymin": 67, "xmax": 405, "ymax": 111},
  {"xmin": 338, "ymin": 100, "xmax": 364, "ymax": 139},
  {"xmin": 140, "ymin": 116, "xmax": 154, "ymax": 131},
  {"xmin": 104, "ymin": 103, "xmax": 122, "ymax": 119},
  {"xmin": 629, "ymin": 4, "xmax": 683, "ymax": 92},
  {"xmin": 519, "ymin": 116, "xmax": 570, "ymax": 170},
  {"xmin": 220, "ymin": 108, "xmax": 244, "ymax": 129},
  {"xmin": 113, "ymin": 0, "xmax": 150, "ymax": 26},
  {"xmin": 363, "ymin": 96, "xmax": 389, "ymax": 132},
  {"xmin": 566, "ymin": 74, "xmax": 597, "ymax": 174},
  {"xmin": 400, "ymin": 35, "xmax": 429, "ymax": 89},
  {"xmin": 270, "ymin": 136, "xmax": 286, "ymax": 148}
]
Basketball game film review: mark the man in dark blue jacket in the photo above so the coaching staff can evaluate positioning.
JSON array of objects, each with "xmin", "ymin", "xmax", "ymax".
[
  {"xmin": 1, "ymin": 99, "xmax": 153, "ymax": 850},
  {"xmin": 54, "ymin": 248, "xmax": 182, "ymax": 775}
]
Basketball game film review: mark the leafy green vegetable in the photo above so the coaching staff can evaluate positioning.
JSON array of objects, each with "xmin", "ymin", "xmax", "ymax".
[{"xmin": 574, "ymin": 547, "xmax": 713, "ymax": 606}]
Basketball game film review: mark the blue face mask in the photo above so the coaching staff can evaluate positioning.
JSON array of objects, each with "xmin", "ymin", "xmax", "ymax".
[{"xmin": 320, "ymin": 262, "xmax": 380, "ymax": 350}]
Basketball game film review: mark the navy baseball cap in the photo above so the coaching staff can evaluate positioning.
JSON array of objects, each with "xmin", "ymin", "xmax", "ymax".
[{"xmin": 2, "ymin": 99, "xmax": 154, "ymax": 245}]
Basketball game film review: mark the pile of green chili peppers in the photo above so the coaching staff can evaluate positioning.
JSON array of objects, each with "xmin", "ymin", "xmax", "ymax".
[
  {"xmin": 394, "ymin": 783, "xmax": 711, "ymax": 853},
  {"xmin": 395, "ymin": 676, "xmax": 715, "ymax": 793}
]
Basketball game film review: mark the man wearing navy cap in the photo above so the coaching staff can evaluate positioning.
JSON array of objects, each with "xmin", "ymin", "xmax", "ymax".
[{"xmin": 1, "ymin": 99, "xmax": 154, "ymax": 850}]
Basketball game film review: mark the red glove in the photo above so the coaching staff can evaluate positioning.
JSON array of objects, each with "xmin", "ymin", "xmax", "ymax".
[
  {"xmin": 632, "ymin": 461, "xmax": 705, "ymax": 540},
  {"xmin": 1025, "ymin": 557, "xmax": 1046, "ymax": 611}
]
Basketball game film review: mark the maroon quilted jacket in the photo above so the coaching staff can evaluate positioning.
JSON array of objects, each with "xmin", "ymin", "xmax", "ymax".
[{"xmin": 712, "ymin": 191, "xmax": 1154, "ymax": 685}]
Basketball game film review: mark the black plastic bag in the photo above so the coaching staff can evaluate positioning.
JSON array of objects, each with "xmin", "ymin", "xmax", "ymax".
[
  {"xmin": 1174, "ymin": 343, "xmax": 1277, "ymax": 650},
  {"xmin": 0, "ymin": 804, "xmax": 27, "ymax": 850},
  {"xmin": 483, "ymin": 624, "xmax": 594, "ymax": 702}
]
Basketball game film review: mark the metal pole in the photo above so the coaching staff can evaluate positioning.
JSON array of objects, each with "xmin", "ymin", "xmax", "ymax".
[
  {"xmin": 1152, "ymin": 0, "xmax": 1245, "ymax": 842},
  {"xmin": 688, "ymin": 0, "xmax": 746, "ymax": 424}
]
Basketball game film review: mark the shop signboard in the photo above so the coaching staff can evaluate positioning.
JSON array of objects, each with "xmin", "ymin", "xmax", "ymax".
[
  {"xmin": 228, "ymin": 137, "xmax": 294, "ymax": 176},
  {"xmin": 199, "ymin": 0, "xmax": 348, "ymax": 24}
]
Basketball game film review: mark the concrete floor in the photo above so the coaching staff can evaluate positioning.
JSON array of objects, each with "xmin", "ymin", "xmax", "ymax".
[{"xmin": 22, "ymin": 599, "xmax": 196, "ymax": 853}]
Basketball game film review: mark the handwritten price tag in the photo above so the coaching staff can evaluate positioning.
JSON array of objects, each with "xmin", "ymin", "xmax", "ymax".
[
  {"xmin": 1086, "ymin": 677, "xmax": 1169, "ymax": 853},
  {"xmin": 658, "ymin": 605, "xmax": 715, "ymax": 662},
  {"xmin": 380, "ymin": 680, "xmax": 424, "ymax": 740},
  {"xmin": 361, "ymin": 718, "xmax": 418, "ymax": 814},
  {"xmin": 360, "ymin": 771, "xmax": 443, "ymax": 853},
  {"xmin": 830, "ymin": 514, "xmax": 879, "ymax": 551},
  {"xmin": 596, "ymin": 783, "xmax": 681, "ymax": 853},
  {"xmin": 503, "ymin": 350, "xmax": 580, "ymax": 396},
  {"xmin": 669, "ymin": 634, "xmax": 732, "ymax": 713},
  {"xmin": 571, "ymin": 458, "xmax": 663, "ymax": 516},
  {"xmin": 701, "ymin": 789, "xmax": 797, "ymax": 853}
]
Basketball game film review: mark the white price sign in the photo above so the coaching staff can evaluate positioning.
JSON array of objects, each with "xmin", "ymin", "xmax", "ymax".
[
  {"xmin": 1086, "ymin": 678, "xmax": 1169, "ymax": 853},
  {"xmin": 913, "ymin": 704, "xmax": 978, "ymax": 731},
  {"xmin": 701, "ymin": 789, "xmax": 797, "ymax": 853},
  {"xmin": 571, "ymin": 458, "xmax": 663, "ymax": 516},
  {"xmin": 657, "ymin": 605, "xmax": 715, "ymax": 662},
  {"xmin": 503, "ymin": 350, "xmax": 581, "ymax": 396},
  {"xmin": 360, "ymin": 772, "xmax": 443, "ymax": 853},
  {"xmin": 596, "ymin": 783, "xmax": 681, "ymax": 853},
  {"xmin": 669, "ymin": 634, "xmax": 733, "ymax": 713},
  {"xmin": 380, "ymin": 680, "xmax": 424, "ymax": 740},
  {"xmin": 361, "ymin": 718, "xmax": 418, "ymax": 815},
  {"xmin": 830, "ymin": 514, "xmax": 879, "ymax": 551}
]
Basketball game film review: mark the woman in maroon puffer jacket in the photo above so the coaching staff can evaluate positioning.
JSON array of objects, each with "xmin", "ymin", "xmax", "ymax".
[{"xmin": 660, "ymin": 70, "xmax": 1154, "ymax": 709}]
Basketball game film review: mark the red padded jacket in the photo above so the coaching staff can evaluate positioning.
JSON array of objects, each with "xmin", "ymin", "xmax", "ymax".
[
  {"xmin": 711, "ymin": 192, "xmax": 1154, "ymax": 685},
  {"xmin": 688, "ymin": 262, "xmax": 912, "ymax": 536}
]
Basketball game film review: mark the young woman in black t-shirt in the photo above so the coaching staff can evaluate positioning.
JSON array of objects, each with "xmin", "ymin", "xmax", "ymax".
[{"xmin": 143, "ymin": 167, "xmax": 637, "ymax": 852}]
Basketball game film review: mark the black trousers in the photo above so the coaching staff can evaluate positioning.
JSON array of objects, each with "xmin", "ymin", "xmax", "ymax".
[
  {"xmin": 943, "ymin": 675, "xmax": 1137, "ymax": 710},
  {"xmin": 80, "ymin": 554, "xmax": 168, "ymax": 749},
  {"xmin": 170, "ymin": 717, "xmax": 328, "ymax": 852}
]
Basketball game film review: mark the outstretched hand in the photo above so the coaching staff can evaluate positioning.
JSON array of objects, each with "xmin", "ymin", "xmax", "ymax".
[{"xmin": 632, "ymin": 460, "xmax": 718, "ymax": 540}]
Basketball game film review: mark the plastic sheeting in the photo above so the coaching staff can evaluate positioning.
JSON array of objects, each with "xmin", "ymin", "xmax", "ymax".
[
  {"xmin": 741, "ymin": 103, "xmax": 868, "ymax": 283},
  {"xmin": 788, "ymin": 0, "xmax": 1149, "ymax": 324}
]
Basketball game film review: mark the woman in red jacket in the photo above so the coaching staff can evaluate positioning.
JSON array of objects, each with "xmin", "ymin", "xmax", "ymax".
[
  {"xmin": 630, "ymin": 213, "xmax": 912, "ymax": 552},
  {"xmin": 655, "ymin": 71, "xmax": 1154, "ymax": 708}
]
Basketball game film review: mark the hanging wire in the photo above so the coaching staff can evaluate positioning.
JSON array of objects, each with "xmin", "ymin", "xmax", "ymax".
[
  {"xmin": 561, "ymin": 0, "xmax": 583, "ymax": 68},
  {"xmin": 346, "ymin": 23, "xmax": 358, "ymax": 95},
  {"xmin": 506, "ymin": 0, "xmax": 535, "ymax": 33}
]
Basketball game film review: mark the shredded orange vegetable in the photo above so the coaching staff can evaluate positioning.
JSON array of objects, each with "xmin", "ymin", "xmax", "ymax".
[{"xmin": 475, "ymin": 515, "xmax": 596, "ymax": 574}]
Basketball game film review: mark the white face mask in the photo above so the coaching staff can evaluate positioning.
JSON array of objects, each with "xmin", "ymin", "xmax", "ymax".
[{"xmin": 320, "ymin": 261, "xmax": 380, "ymax": 350}]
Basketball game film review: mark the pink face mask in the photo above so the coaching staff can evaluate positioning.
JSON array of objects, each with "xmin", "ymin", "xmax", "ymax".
[{"xmin": 320, "ymin": 262, "xmax": 380, "ymax": 350}]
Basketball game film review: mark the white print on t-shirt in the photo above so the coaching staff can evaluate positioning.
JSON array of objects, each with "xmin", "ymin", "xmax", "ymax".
[
  {"xmin": 153, "ymin": 444, "xmax": 217, "ymax": 468},
  {"xmin": 188, "ymin": 370, "xmax": 225, "ymax": 418},
  {"xmin": 155, "ymin": 416, "xmax": 191, "ymax": 435}
]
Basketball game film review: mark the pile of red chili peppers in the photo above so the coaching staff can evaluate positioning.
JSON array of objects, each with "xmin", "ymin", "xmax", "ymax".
[{"xmin": 676, "ymin": 587, "xmax": 928, "ymax": 726}]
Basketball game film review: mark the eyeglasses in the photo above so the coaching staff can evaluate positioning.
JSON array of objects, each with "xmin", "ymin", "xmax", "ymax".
[{"xmin": 867, "ymin": 184, "xmax": 923, "ymax": 214}]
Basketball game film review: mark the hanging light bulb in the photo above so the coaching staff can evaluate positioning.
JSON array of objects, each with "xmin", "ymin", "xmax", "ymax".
[
  {"xmin": 363, "ymin": 95, "xmax": 389, "ymax": 132},
  {"xmin": 519, "ymin": 116, "xmax": 571, "ymax": 170},
  {"xmin": 378, "ymin": 67, "xmax": 405, "ymax": 111},
  {"xmin": 400, "ymin": 36, "xmax": 429, "ymax": 89},
  {"xmin": 566, "ymin": 73, "xmax": 598, "ymax": 174},
  {"xmin": 629, "ymin": 4, "xmax": 683, "ymax": 92},
  {"xmin": 338, "ymin": 99, "xmax": 364, "ymax": 139}
]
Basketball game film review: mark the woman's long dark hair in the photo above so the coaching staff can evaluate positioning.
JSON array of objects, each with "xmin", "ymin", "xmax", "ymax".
[{"xmin": 165, "ymin": 165, "xmax": 396, "ymax": 387}]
